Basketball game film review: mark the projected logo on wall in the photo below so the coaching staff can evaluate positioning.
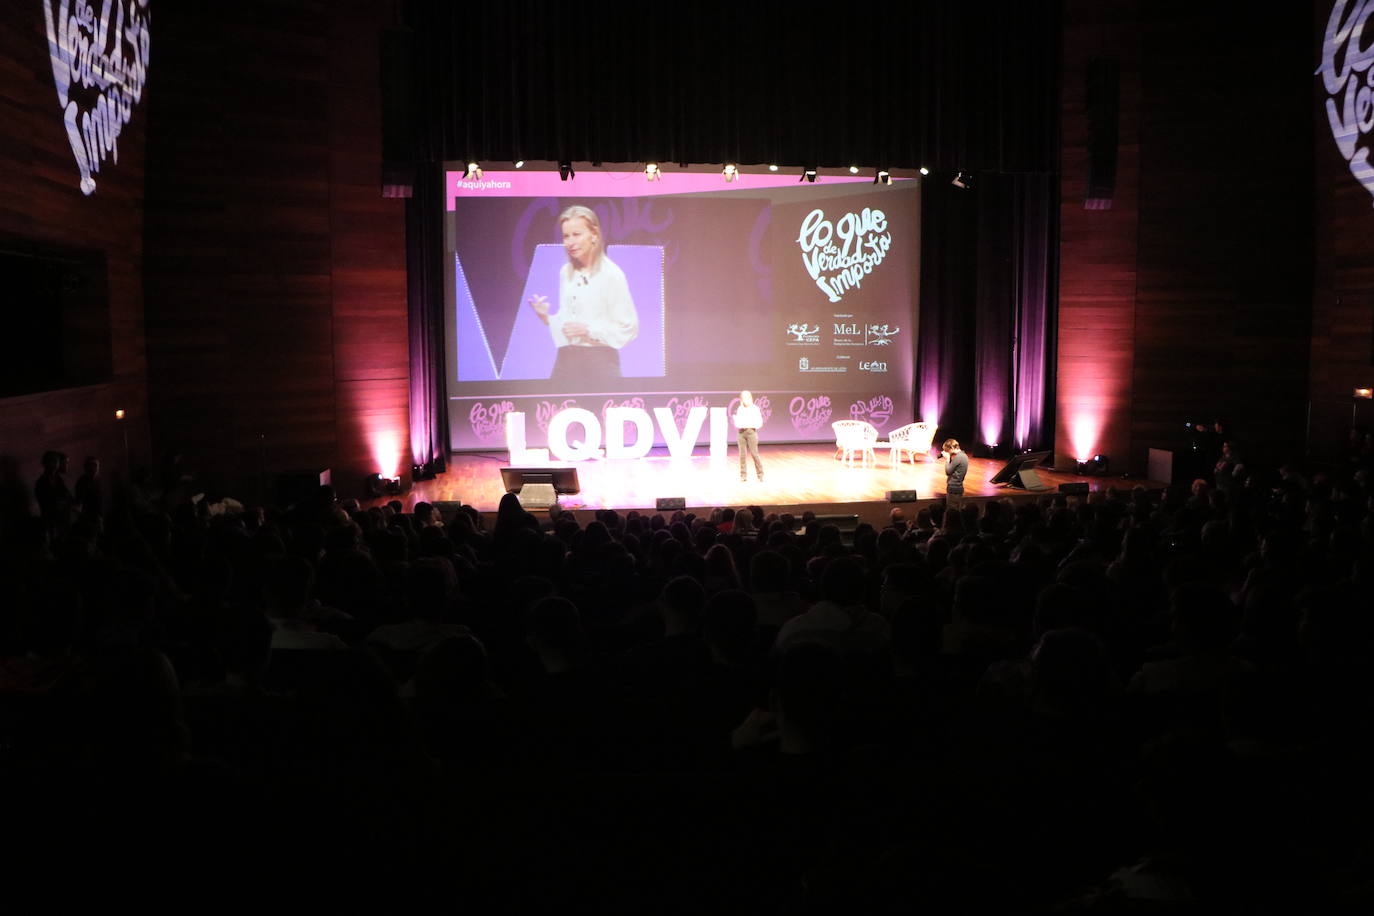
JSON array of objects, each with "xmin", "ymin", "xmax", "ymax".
[
  {"xmin": 796, "ymin": 206, "xmax": 893, "ymax": 302},
  {"xmin": 43, "ymin": 0, "xmax": 151, "ymax": 196},
  {"xmin": 1320, "ymin": 1, "xmax": 1374, "ymax": 204}
]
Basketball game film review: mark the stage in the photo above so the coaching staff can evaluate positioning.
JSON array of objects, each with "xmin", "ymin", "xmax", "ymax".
[{"xmin": 398, "ymin": 444, "xmax": 1163, "ymax": 527}]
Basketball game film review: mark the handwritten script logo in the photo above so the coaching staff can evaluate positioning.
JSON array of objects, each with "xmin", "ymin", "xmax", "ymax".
[
  {"xmin": 665, "ymin": 395, "xmax": 710, "ymax": 422},
  {"xmin": 43, "ymin": 1, "xmax": 151, "ymax": 196},
  {"xmin": 850, "ymin": 395, "xmax": 894, "ymax": 428},
  {"xmin": 470, "ymin": 401, "xmax": 516, "ymax": 441},
  {"xmin": 1320, "ymin": 1, "xmax": 1374, "ymax": 203},
  {"xmin": 790, "ymin": 395, "xmax": 832, "ymax": 434},
  {"xmin": 796, "ymin": 207, "xmax": 892, "ymax": 303},
  {"xmin": 537, "ymin": 399, "xmax": 579, "ymax": 431},
  {"xmin": 728, "ymin": 395, "xmax": 772, "ymax": 425}
]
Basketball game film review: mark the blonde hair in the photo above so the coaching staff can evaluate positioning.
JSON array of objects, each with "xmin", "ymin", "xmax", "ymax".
[{"xmin": 558, "ymin": 204, "xmax": 604, "ymax": 270}]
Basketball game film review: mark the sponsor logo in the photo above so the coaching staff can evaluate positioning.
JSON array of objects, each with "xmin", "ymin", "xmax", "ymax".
[
  {"xmin": 470, "ymin": 400, "xmax": 517, "ymax": 441},
  {"xmin": 790, "ymin": 395, "xmax": 833, "ymax": 433},
  {"xmin": 850, "ymin": 395, "xmax": 894, "ymax": 428},
  {"xmin": 859, "ymin": 361, "xmax": 888, "ymax": 372},
  {"xmin": 43, "ymin": 0, "xmax": 152, "ymax": 196},
  {"xmin": 785, "ymin": 322, "xmax": 822, "ymax": 345},
  {"xmin": 1320, "ymin": 2, "xmax": 1374, "ymax": 203},
  {"xmin": 867, "ymin": 323, "xmax": 900, "ymax": 345},
  {"xmin": 796, "ymin": 207, "xmax": 894, "ymax": 303},
  {"xmin": 799, "ymin": 357, "xmax": 846, "ymax": 373}
]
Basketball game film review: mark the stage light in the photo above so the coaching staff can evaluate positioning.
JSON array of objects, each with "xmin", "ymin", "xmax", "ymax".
[
  {"xmin": 514, "ymin": 160, "xmax": 525, "ymax": 169},
  {"xmin": 559, "ymin": 161, "xmax": 574, "ymax": 181},
  {"xmin": 874, "ymin": 169, "xmax": 891, "ymax": 185},
  {"xmin": 645, "ymin": 163, "xmax": 661, "ymax": 181},
  {"xmin": 919, "ymin": 166, "xmax": 930, "ymax": 176},
  {"xmin": 1355, "ymin": 387, "xmax": 1373, "ymax": 399},
  {"xmin": 114, "ymin": 408, "xmax": 125, "ymax": 420},
  {"xmin": 952, "ymin": 170, "xmax": 971, "ymax": 189},
  {"xmin": 800, "ymin": 167, "xmax": 817, "ymax": 183},
  {"xmin": 465, "ymin": 162, "xmax": 482, "ymax": 181},
  {"xmin": 849, "ymin": 165, "xmax": 859, "ymax": 174},
  {"xmin": 768, "ymin": 164, "xmax": 778, "ymax": 172},
  {"xmin": 723, "ymin": 163, "xmax": 739, "ymax": 182}
]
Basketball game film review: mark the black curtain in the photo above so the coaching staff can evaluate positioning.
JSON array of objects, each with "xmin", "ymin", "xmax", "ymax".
[
  {"xmin": 917, "ymin": 173, "xmax": 1058, "ymax": 455},
  {"xmin": 400, "ymin": 0, "xmax": 1061, "ymax": 463},
  {"xmin": 402, "ymin": 0, "xmax": 1060, "ymax": 173},
  {"xmin": 407, "ymin": 164, "xmax": 449, "ymax": 471}
]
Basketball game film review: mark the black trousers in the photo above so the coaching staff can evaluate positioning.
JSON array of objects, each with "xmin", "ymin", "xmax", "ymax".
[{"xmin": 551, "ymin": 345, "xmax": 620, "ymax": 383}]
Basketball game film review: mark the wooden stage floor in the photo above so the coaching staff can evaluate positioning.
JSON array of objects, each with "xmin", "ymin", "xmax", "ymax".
[{"xmin": 402, "ymin": 444, "xmax": 1162, "ymax": 525}]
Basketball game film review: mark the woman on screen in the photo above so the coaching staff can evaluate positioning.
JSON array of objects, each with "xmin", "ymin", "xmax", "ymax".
[{"xmin": 527, "ymin": 205, "xmax": 638, "ymax": 383}]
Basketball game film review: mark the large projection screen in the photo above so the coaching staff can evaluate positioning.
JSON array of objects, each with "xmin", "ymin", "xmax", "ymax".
[{"xmin": 444, "ymin": 168, "xmax": 919, "ymax": 450}]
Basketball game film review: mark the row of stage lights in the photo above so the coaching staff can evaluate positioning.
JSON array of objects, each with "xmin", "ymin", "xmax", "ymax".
[{"xmin": 463, "ymin": 161, "xmax": 965, "ymax": 187}]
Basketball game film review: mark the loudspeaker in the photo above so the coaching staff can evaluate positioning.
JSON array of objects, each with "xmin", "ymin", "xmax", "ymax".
[
  {"xmin": 1085, "ymin": 57, "xmax": 1119, "ymax": 210},
  {"xmin": 1059, "ymin": 481, "xmax": 1090, "ymax": 495},
  {"xmin": 276, "ymin": 468, "xmax": 331, "ymax": 507},
  {"xmin": 886, "ymin": 489, "xmax": 919, "ymax": 502},
  {"xmin": 1013, "ymin": 468, "xmax": 1050, "ymax": 491},
  {"xmin": 379, "ymin": 26, "xmax": 415, "ymax": 197},
  {"xmin": 655, "ymin": 497, "xmax": 686, "ymax": 511}
]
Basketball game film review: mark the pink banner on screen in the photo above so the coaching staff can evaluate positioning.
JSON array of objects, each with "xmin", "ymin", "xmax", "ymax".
[{"xmin": 447, "ymin": 170, "xmax": 900, "ymax": 209}]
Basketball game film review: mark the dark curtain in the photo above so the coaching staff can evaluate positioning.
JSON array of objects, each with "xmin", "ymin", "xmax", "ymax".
[
  {"xmin": 399, "ymin": 0, "xmax": 1061, "ymax": 462},
  {"xmin": 918, "ymin": 173, "xmax": 1058, "ymax": 454},
  {"xmin": 402, "ymin": 0, "xmax": 1060, "ymax": 173},
  {"xmin": 407, "ymin": 163, "xmax": 449, "ymax": 471}
]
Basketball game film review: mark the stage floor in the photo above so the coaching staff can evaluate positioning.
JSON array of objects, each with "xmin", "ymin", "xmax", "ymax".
[{"xmin": 400, "ymin": 444, "xmax": 1163, "ymax": 523}]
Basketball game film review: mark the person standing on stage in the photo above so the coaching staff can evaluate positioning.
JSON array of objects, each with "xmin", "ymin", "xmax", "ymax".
[
  {"xmin": 734, "ymin": 391, "xmax": 765, "ymax": 483},
  {"xmin": 528, "ymin": 205, "xmax": 639, "ymax": 384},
  {"xmin": 941, "ymin": 438, "xmax": 968, "ymax": 509}
]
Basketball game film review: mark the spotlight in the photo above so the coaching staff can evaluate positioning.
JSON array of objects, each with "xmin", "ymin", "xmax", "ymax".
[
  {"xmin": 874, "ymin": 169, "xmax": 891, "ymax": 185},
  {"xmin": 514, "ymin": 160, "xmax": 525, "ymax": 169},
  {"xmin": 114, "ymin": 408, "xmax": 125, "ymax": 420},
  {"xmin": 952, "ymin": 170, "xmax": 971, "ymax": 189},
  {"xmin": 919, "ymin": 166, "xmax": 930, "ymax": 176},
  {"xmin": 465, "ymin": 161, "xmax": 482, "ymax": 180},
  {"xmin": 645, "ymin": 163, "xmax": 661, "ymax": 182},
  {"xmin": 849, "ymin": 165, "xmax": 859, "ymax": 174},
  {"xmin": 1077, "ymin": 454, "xmax": 1111, "ymax": 476},
  {"xmin": 800, "ymin": 167, "xmax": 817, "ymax": 183},
  {"xmin": 723, "ymin": 163, "xmax": 739, "ymax": 182},
  {"xmin": 768, "ymin": 164, "xmax": 779, "ymax": 172},
  {"xmin": 559, "ymin": 161, "xmax": 574, "ymax": 181},
  {"xmin": 1356, "ymin": 387, "xmax": 1373, "ymax": 399}
]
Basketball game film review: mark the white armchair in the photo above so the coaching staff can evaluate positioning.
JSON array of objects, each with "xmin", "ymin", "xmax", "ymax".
[
  {"xmin": 832, "ymin": 420, "xmax": 879, "ymax": 467},
  {"xmin": 887, "ymin": 422, "xmax": 937, "ymax": 466}
]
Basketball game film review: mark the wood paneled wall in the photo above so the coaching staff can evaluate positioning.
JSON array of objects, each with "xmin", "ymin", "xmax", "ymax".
[
  {"xmin": 143, "ymin": 1, "xmax": 408, "ymax": 501},
  {"xmin": 1058, "ymin": 2, "xmax": 1314, "ymax": 475},
  {"xmin": 0, "ymin": 3, "xmax": 151, "ymax": 486}
]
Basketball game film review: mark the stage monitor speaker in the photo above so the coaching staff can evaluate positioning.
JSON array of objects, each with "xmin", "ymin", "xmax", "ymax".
[
  {"xmin": 276, "ymin": 468, "xmax": 331, "ymax": 508},
  {"xmin": 1085, "ymin": 57, "xmax": 1119, "ymax": 210},
  {"xmin": 499, "ymin": 467, "xmax": 581, "ymax": 495},
  {"xmin": 1059, "ymin": 481, "xmax": 1090, "ymax": 496},
  {"xmin": 1014, "ymin": 468, "xmax": 1051, "ymax": 491},
  {"xmin": 655, "ymin": 497, "xmax": 686, "ymax": 511},
  {"xmin": 886, "ymin": 489, "xmax": 919, "ymax": 503}
]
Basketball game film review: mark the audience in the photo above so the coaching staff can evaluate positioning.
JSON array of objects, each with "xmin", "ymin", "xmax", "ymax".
[{"xmin": 3, "ymin": 440, "xmax": 1373, "ymax": 908}]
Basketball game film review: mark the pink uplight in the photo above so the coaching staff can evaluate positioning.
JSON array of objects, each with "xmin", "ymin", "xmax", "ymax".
[
  {"xmin": 370, "ymin": 430, "xmax": 405, "ymax": 480},
  {"xmin": 1068, "ymin": 415, "xmax": 1101, "ymax": 463}
]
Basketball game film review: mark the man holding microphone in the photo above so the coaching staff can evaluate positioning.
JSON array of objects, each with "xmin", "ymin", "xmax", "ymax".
[{"xmin": 940, "ymin": 438, "xmax": 968, "ymax": 509}]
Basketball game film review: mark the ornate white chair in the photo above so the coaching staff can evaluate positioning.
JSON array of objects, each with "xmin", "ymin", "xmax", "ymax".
[
  {"xmin": 832, "ymin": 420, "xmax": 879, "ymax": 467},
  {"xmin": 886, "ymin": 422, "xmax": 937, "ymax": 466}
]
